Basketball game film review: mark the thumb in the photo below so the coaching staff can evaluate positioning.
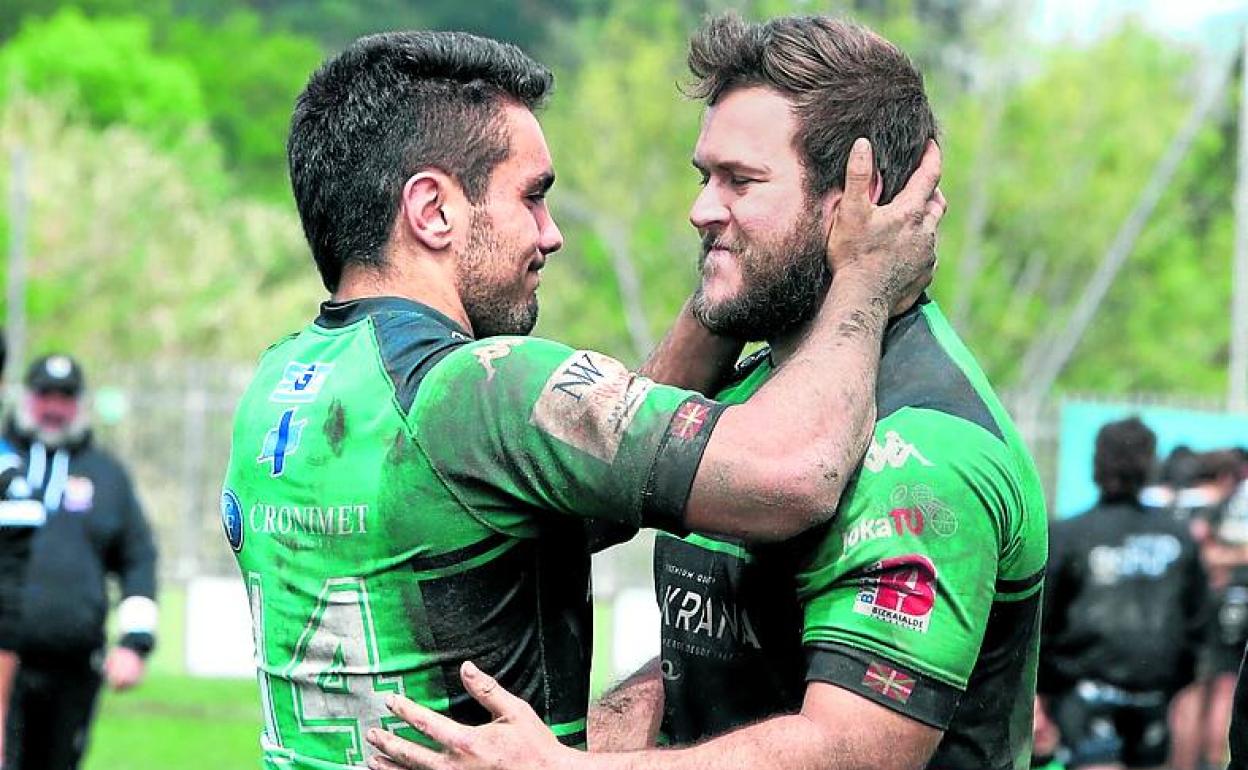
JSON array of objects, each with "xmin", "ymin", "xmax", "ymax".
[
  {"xmin": 460, "ymin": 661, "xmax": 528, "ymax": 721},
  {"xmin": 839, "ymin": 137, "xmax": 874, "ymax": 223}
]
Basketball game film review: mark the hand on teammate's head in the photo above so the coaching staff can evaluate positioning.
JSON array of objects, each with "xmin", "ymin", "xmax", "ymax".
[{"xmin": 826, "ymin": 138, "xmax": 945, "ymax": 315}]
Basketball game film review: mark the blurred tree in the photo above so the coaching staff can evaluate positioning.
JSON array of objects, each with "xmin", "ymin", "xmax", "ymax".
[
  {"xmin": 0, "ymin": 8, "xmax": 207, "ymax": 148},
  {"xmin": 164, "ymin": 11, "xmax": 322, "ymax": 199},
  {"xmin": 0, "ymin": 94, "xmax": 318, "ymax": 365}
]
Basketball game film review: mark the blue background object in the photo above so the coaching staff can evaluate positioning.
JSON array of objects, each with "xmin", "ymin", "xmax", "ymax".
[{"xmin": 1056, "ymin": 400, "xmax": 1248, "ymax": 518}]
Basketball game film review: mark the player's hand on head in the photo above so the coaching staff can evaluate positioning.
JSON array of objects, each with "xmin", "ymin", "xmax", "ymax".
[
  {"xmin": 367, "ymin": 661, "xmax": 573, "ymax": 770},
  {"xmin": 826, "ymin": 137, "xmax": 945, "ymax": 315}
]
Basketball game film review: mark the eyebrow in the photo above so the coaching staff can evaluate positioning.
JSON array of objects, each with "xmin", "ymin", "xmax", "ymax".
[
  {"xmin": 691, "ymin": 158, "xmax": 771, "ymax": 177},
  {"xmin": 524, "ymin": 171, "xmax": 556, "ymax": 195}
]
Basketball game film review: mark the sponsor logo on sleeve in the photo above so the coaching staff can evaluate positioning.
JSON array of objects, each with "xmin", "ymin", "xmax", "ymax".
[
  {"xmin": 531, "ymin": 351, "xmax": 654, "ymax": 463},
  {"xmin": 270, "ymin": 362, "xmax": 334, "ymax": 404},
  {"xmin": 257, "ymin": 408, "xmax": 307, "ymax": 477},
  {"xmin": 472, "ymin": 338, "xmax": 527, "ymax": 381},
  {"xmin": 853, "ymin": 554, "xmax": 937, "ymax": 633},
  {"xmin": 222, "ymin": 489, "xmax": 244, "ymax": 552},
  {"xmin": 862, "ymin": 661, "xmax": 916, "ymax": 704},
  {"xmin": 864, "ymin": 431, "xmax": 932, "ymax": 474},
  {"xmin": 841, "ymin": 485, "xmax": 956, "ymax": 554}
]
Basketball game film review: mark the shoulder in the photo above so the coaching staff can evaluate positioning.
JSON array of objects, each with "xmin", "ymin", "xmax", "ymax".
[{"xmin": 425, "ymin": 337, "xmax": 574, "ymax": 385}]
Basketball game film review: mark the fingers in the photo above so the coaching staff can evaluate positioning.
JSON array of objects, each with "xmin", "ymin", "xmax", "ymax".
[
  {"xmin": 367, "ymin": 753, "xmax": 414, "ymax": 770},
  {"xmin": 460, "ymin": 660, "xmax": 528, "ymax": 721},
  {"xmin": 383, "ymin": 694, "xmax": 468, "ymax": 750},
  {"xmin": 891, "ymin": 140, "xmax": 942, "ymax": 212},
  {"xmin": 366, "ymin": 728, "xmax": 445, "ymax": 770}
]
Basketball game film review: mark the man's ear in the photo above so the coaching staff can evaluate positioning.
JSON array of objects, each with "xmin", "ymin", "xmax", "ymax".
[
  {"xmin": 822, "ymin": 167, "xmax": 885, "ymax": 221},
  {"xmin": 400, "ymin": 171, "xmax": 462, "ymax": 251}
]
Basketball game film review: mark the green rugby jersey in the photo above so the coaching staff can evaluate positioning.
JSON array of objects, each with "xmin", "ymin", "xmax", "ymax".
[
  {"xmin": 655, "ymin": 298, "xmax": 1048, "ymax": 770},
  {"xmin": 221, "ymin": 297, "xmax": 722, "ymax": 769}
]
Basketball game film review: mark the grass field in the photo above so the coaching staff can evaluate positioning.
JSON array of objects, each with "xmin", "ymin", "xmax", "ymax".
[
  {"xmin": 81, "ymin": 588, "xmax": 261, "ymax": 769},
  {"xmin": 77, "ymin": 590, "xmax": 621, "ymax": 769}
]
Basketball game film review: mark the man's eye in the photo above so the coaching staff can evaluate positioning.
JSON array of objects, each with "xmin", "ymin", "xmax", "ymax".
[
  {"xmin": 527, "ymin": 193, "xmax": 547, "ymax": 203},
  {"xmin": 730, "ymin": 176, "xmax": 754, "ymax": 187}
]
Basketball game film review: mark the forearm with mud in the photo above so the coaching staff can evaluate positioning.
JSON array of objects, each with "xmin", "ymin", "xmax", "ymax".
[
  {"xmin": 638, "ymin": 299, "xmax": 744, "ymax": 394},
  {"xmin": 686, "ymin": 266, "xmax": 890, "ymax": 540},
  {"xmin": 588, "ymin": 659, "xmax": 664, "ymax": 752}
]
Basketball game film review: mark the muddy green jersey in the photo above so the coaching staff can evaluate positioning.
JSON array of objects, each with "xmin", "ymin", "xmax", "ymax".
[
  {"xmin": 221, "ymin": 297, "xmax": 722, "ymax": 769},
  {"xmin": 656, "ymin": 299, "xmax": 1048, "ymax": 770}
]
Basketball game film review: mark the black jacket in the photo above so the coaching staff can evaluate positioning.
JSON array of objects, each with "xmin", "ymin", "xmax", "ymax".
[
  {"xmin": 1040, "ymin": 498, "xmax": 1208, "ymax": 695},
  {"xmin": 5, "ymin": 428, "xmax": 157, "ymax": 659}
]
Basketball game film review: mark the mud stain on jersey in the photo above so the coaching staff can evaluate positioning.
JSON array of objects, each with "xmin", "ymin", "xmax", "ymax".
[
  {"xmin": 323, "ymin": 399, "xmax": 346, "ymax": 456},
  {"xmin": 387, "ymin": 429, "xmax": 415, "ymax": 465}
]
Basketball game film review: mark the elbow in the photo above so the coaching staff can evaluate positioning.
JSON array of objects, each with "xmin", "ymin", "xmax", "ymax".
[{"xmin": 759, "ymin": 458, "xmax": 848, "ymax": 542}]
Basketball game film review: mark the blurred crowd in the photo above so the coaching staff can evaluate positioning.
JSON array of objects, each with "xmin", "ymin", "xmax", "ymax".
[{"xmin": 1036, "ymin": 419, "xmax": 1248, "ymax": 770}]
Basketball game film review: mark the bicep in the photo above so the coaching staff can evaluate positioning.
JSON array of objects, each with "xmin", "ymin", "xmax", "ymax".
[{"xmin": 801, "ymin": 681, "xmax": 942, "ymax": 770}]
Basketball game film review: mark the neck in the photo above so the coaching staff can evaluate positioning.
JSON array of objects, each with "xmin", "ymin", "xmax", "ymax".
[
  {"xmin": 769, "ymin": 292, "xmax": 921, "ymax": 366},
  {"xmin": 331, "ymin": 248, "xmax": 474, "ymax": 335}
]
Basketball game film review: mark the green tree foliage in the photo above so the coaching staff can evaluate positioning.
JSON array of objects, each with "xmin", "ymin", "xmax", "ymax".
[
  {"xmin": 0, "ymin": 1, "xmax": 1241, "ymax": 402},
  {"xmin": 935, "ymin": 26, "xmax": 1232, "ymax": 395},
  {"xmin": 164, "ymin": 11, "xmax": 322, "ymax": 199},
  {"xmin": 0, "ymin": 8, "xmax": 207, "ymax": 147},
  {"xmin": 0, "ymin": 94, "xmax": 318, "ymax": 366},
  {"xmin": 535, "ymin": 0, "xmax": 704, "ymax": 360}
]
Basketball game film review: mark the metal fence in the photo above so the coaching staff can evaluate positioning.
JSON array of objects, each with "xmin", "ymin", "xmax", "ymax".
[{"xmin": 80, "ymin": 361, "xmax": 1238, "ymax": 587}]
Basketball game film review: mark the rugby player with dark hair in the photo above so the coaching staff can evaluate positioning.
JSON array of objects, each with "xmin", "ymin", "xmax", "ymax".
[
  {"xmin": 223, "ymin": 27, "xmax": 945, "ymax": 770},
  {"xmin": 1040, "ymin": 417, "xmax": 1207, "ymax": 770},
  {"xmin": 368, "ymin": 14, "xmax": 1045, "ymax": 770}
]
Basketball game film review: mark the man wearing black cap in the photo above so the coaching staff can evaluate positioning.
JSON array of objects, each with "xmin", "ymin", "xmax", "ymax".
[{"xmin": 1, "ymin": 353, "xmax": 158, "ymax": 770}]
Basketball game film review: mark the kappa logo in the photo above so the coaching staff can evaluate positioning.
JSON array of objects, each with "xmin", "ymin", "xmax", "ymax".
[
  {"xmin": 257, "ymin": 408, "xmax": 307, "ymax": 477},
  {"xmin": 271, "ymin": 362, "xmax": 334, "ymax": 404},
  {"xmin": 531, "ymin": 351, "xmax": 653, "ymax": 463},
  {"xmin": 862, "ymin": 661, "xmax": 915, "ymax": 704},
  {"xmin": 864, "ymin": 431, "xmax": 932, "ymax": 473},
  {"xmin": 472, "ymin": 338, "xmax": 526, "ymax": 381},
  {"xmin": 853, "ymin": 554, "xmax": 937, "ymax": 633}
]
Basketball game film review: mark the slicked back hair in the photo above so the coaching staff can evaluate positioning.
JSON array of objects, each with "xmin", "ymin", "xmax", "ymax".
[
  {"xmin": 686, "ymin": 13, "xmax": 936, "ymax": 204},
  {"xmin": 288, "ymin": 31, "xmax": 553, "ymax": 292},
  {"xmin": 1094, "ymin": 417, "xmax": 1157, "ymax": 502}
]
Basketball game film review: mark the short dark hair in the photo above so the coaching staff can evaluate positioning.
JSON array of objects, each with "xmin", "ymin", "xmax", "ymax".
[
  {"xmin": 288, "ymin": 31, "xmax": 553, "ymax": 292},
  {"xmin": 686, "ymin": 13, "xmax": 936, "ymax": 204},
  {"xmin": 1093, "ymin": 417, "xmax": 1156, "ymax": 501}
]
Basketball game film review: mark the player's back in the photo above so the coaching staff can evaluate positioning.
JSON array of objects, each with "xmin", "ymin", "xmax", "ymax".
[{"xmin": 222, "ymin": 298, "xmax": 595, "ymax": 769}]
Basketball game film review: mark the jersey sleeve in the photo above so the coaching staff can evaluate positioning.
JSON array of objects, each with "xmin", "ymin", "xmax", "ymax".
[
  {"xmin": 411, "ymin": 337, "xmax": 725, "ymax": 535},
  {"xmin": 794, "ymin": 410, "xmax": 1022, "ymax": 729}
]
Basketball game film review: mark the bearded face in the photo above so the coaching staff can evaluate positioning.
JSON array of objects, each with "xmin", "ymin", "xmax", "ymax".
[
  {"xmin": 455, "ymin": 206, "xmax": 542, "ymax": 339},
  {"xmin": 691, "ymin": 203, "xmax": 831, "ymax": 341}
]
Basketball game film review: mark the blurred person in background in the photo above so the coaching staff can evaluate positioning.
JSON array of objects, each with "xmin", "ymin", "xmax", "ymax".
[
  {"xmin": 1181, "ymin": 449, "xmax": 1248, "ymax": 770},
  {"xmin": 1039, "ymin": 417, "xmax": 1208, "ymax": 770},
  {"xmin": 0, "ymin": 337, "xmax": 39, "ymax": 767},
  {"xmin": 1, "ymin": 354, "xmax": 158, "ymax": 770},
  {"xmin": 1166, "ymin": 446, "xmax": 1231, "ymax": 770}
]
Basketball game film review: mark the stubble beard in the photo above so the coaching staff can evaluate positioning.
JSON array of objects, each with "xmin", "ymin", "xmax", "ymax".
[
  {"xmin": 691, "ymin": 211, "xmax": 832, "ymax": 342},
  {"xmin": 456, "ymin": 207, "xmax": 540, "ymax": 339}
]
